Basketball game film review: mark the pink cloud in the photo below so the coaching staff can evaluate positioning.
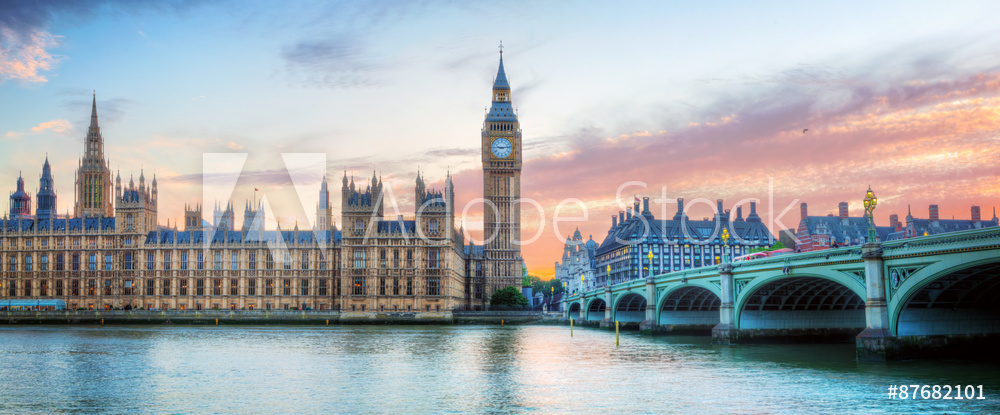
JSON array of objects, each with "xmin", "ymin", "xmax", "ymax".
[
  {"xmin": 30, "ymin": 119, "xmax": 71, "ymax": 133},
  {"xmin": 0, "ymin": 29, "xmax": 60, "ymax": 83}
]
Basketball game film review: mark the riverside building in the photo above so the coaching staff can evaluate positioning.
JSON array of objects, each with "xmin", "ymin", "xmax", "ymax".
[{"xmin": 568, "ymin": 197, "xmax": 775, "ymax": 291}]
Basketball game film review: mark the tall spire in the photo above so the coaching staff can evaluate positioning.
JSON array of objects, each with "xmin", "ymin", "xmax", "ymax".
[
  {"xmin": 83, "ymin": 90, "xmax": 104, "ymax": 163},
  {"xmin": 90, "ymin": 91, "xmax": 99, "ymax": 129},
  {"xmin": 493, "ymin": 41, "xmax": 510, "ymax": 90}
]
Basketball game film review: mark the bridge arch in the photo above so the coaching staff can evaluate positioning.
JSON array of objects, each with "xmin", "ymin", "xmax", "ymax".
[
  {"xmin": 890, "ymin": 255, "xmax": 1000, "ymax": 338},
  {"xmin": 568, "ymin": 302, "xmax": 581, "ymax": 320},
  {"xmin": 735, "ymin": 272, "xmax": 865, "ymax": 336},
  {"xmin": 585, "ymin": 298, "xmax": 606, "ymax": 322},
  {"xmin": 656, "ymin": 285, "xmax": 721, "ymax": 330},
  {"xmin": 612, "ymin": 293, "xmax": 646, "ymax": 323}
]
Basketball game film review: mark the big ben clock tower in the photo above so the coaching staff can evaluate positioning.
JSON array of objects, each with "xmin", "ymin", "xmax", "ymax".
[{"xmin": 482, "ymin": 44, "xmax": 523, "ymax": 295}]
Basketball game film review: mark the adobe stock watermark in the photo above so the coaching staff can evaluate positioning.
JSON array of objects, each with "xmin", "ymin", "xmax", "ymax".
[{"xmin": 200, "ymin": 153, "xmax": 801, "ymax": 252}]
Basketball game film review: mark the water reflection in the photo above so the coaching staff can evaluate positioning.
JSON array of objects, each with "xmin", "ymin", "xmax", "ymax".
[{"xmin": 0, "ymin": 325, "xmax": 997, "ymax": 414}]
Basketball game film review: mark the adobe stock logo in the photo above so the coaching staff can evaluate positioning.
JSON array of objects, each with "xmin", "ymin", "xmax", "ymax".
[{"xmin": 201, "ymin": 153, "xmax": 330, "ymax": 257}]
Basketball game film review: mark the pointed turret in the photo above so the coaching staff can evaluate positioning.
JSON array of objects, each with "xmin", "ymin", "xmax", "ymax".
[
  {"xmin": 319, "ymin": 175, "xmax": 329, "ymax": 209},
  {"xmin": 36, "ymin": 156, "xmax": 58, "ymax": 222},
  {"xmin": 493, "ymin": 43, "xmax": 509, "ymax": 90},
  {"xmin": 84, "ymin": 92, "xmax": 103, "ymax": 160},
  {"xmin": 9, "ymin": 171, "xmax": 31, "ymax": 219},
  {"xmin": 90, "ymin": 92, "xmax": 99, "ymax": 128}
]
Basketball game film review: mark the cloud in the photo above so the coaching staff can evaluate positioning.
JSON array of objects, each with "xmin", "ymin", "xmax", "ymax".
[
  {"xmin": 4, "ymin": 118, "xmax": 73, "ymax": 140},
  {"xmin": 423, "ymin": 147, "xmax": 478, "ymax": 158},
  {"xmin": 226, "ymin": 141, "xmax": 244, "ymax": 150},
  {"xmin": 278, "ymin": 2, "xmax": 486, "ymax": 89},
  {"xmin": 63, "ymin": 96, "xmax": 138, "ymax": 126},
  {"xmin": 0, "ymin": 29, "xmax": 61, "ymax": 82},
  {"xmin": 281, "ymin": 36, "xmax": 382, "ymax": 88},
  {"xmin": 30, "ymin": 119, "xmax": 71, "ymax": 133}
]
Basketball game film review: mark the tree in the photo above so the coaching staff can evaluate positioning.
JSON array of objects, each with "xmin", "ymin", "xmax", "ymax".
[
  {"xmin": 531, "ymin": 277, "xmax": 565, "ymax": 296},
  {"xmin": 749, "ymin": 241, "xmax": 786, "ymax": 253},
  {"xmin": 490, "ymin": 286, "xmax": 529, "ymax": 307}
]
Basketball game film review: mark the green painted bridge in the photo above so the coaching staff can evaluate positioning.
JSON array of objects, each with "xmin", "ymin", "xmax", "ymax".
[{"xmin": 563, "ymin": 226, "xmax": 1000, "ymax": 360}]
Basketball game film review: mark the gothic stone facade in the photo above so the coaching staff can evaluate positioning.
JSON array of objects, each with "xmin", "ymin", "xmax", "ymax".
[{"xmin": 0, "ymin": 51, "xmax": 519, "ymax": 311}]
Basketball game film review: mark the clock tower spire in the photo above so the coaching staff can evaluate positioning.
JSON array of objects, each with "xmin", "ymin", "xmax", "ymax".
[{"xmin": 482, "ymin": 43, "xmax": 523, "ymax": 296}]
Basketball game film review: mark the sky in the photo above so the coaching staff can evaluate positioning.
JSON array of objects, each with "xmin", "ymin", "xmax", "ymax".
[{"xmin": 1, "ymin": 0, "xmax": 999, "ymax": 277}]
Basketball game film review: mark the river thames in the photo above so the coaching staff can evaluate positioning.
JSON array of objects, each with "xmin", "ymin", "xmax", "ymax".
[{"xmin": 1, "ymin": 325, "xmax": 997, "ymax": 414}]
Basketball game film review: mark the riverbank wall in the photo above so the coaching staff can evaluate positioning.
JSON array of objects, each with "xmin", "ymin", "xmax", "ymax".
[{"xmin": 1, "ymin": 310, "xmax": 551, "ymax": 325}]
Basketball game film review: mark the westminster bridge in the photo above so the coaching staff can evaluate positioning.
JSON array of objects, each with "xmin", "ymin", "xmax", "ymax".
[{"xmin": 563, "ymin": 226, "xmax": 1000, "ymax": 361}]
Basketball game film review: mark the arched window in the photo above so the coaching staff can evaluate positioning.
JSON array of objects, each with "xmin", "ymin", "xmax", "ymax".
[
  {"xmin": 355, "ymin": 219, "xmax": 363, "ymax": 233},
  {"xmin": 429, "ymin": 219, "xmax": 438, "ymax": 233}
]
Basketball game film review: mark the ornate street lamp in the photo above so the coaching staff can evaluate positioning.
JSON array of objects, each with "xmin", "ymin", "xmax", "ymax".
[
  {"xmin": 647, "ymin": 250, "xmax": 654, "ymax": 277},
  {"xmin": 863, "ymin": 187, "xmax": 878, "ymax": 243},
  {"xmin": 721, "ymin": 228, "xmax": 730, "ymax": 263},
  {"xmin": 606, "ymin": 265, "xmax": 611, "ymax": 285}
]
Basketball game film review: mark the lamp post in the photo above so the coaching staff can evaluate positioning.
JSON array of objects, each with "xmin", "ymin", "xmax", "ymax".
[
  {"xmin": 863, "ymin": 187, "xmax": 878, "ymax": 244},
  {"xmin": 581, "ymin": 275, "xmax": 585, "ymax": 292},
  {"xmin": 647, "ymin": 250, "xmax": 654, "ymax": 278},
  {"xmin": 721, "ymin": 228, "xmax": 730, "ymax": 263},
  {"xmin": 606, "ymin": 265, "xmax": 611, "ymax": 285}
]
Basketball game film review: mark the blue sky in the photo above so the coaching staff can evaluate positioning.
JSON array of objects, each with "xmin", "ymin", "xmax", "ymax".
[{"xmin": 2, "ymin": 1, "xmax": 999, "ymax": 275}]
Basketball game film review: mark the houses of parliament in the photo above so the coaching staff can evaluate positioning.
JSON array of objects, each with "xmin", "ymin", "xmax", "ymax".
[{"xmin": 0, "ymin": 51, "xmax": 524, "ymax": 312}]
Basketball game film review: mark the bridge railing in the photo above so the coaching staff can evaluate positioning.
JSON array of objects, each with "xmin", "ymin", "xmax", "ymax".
[{"xmin": 881, "ymin": 226, "xmax": 1000, "ymax": 256}]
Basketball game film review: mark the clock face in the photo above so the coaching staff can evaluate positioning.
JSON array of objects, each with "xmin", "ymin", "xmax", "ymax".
[{"xmin": 491, "ymin": 138, "xmax": 512, "ymax": 158}]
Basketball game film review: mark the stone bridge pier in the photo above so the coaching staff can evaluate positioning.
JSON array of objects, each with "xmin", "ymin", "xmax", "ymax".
[
  {"xmin": 711, "ymin": 263, "xmax": 737, "ymax": 344},
  {"xmin": 855, "ymin": 243, "xmax": 899, "ymax": 361},
  {"xmin": 639, "ymin": 277, "xmax": 657, "ymax": 332},
  {"xmin": 599, "ymin": 287, "xmax": 613, "ymax": 328}
]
